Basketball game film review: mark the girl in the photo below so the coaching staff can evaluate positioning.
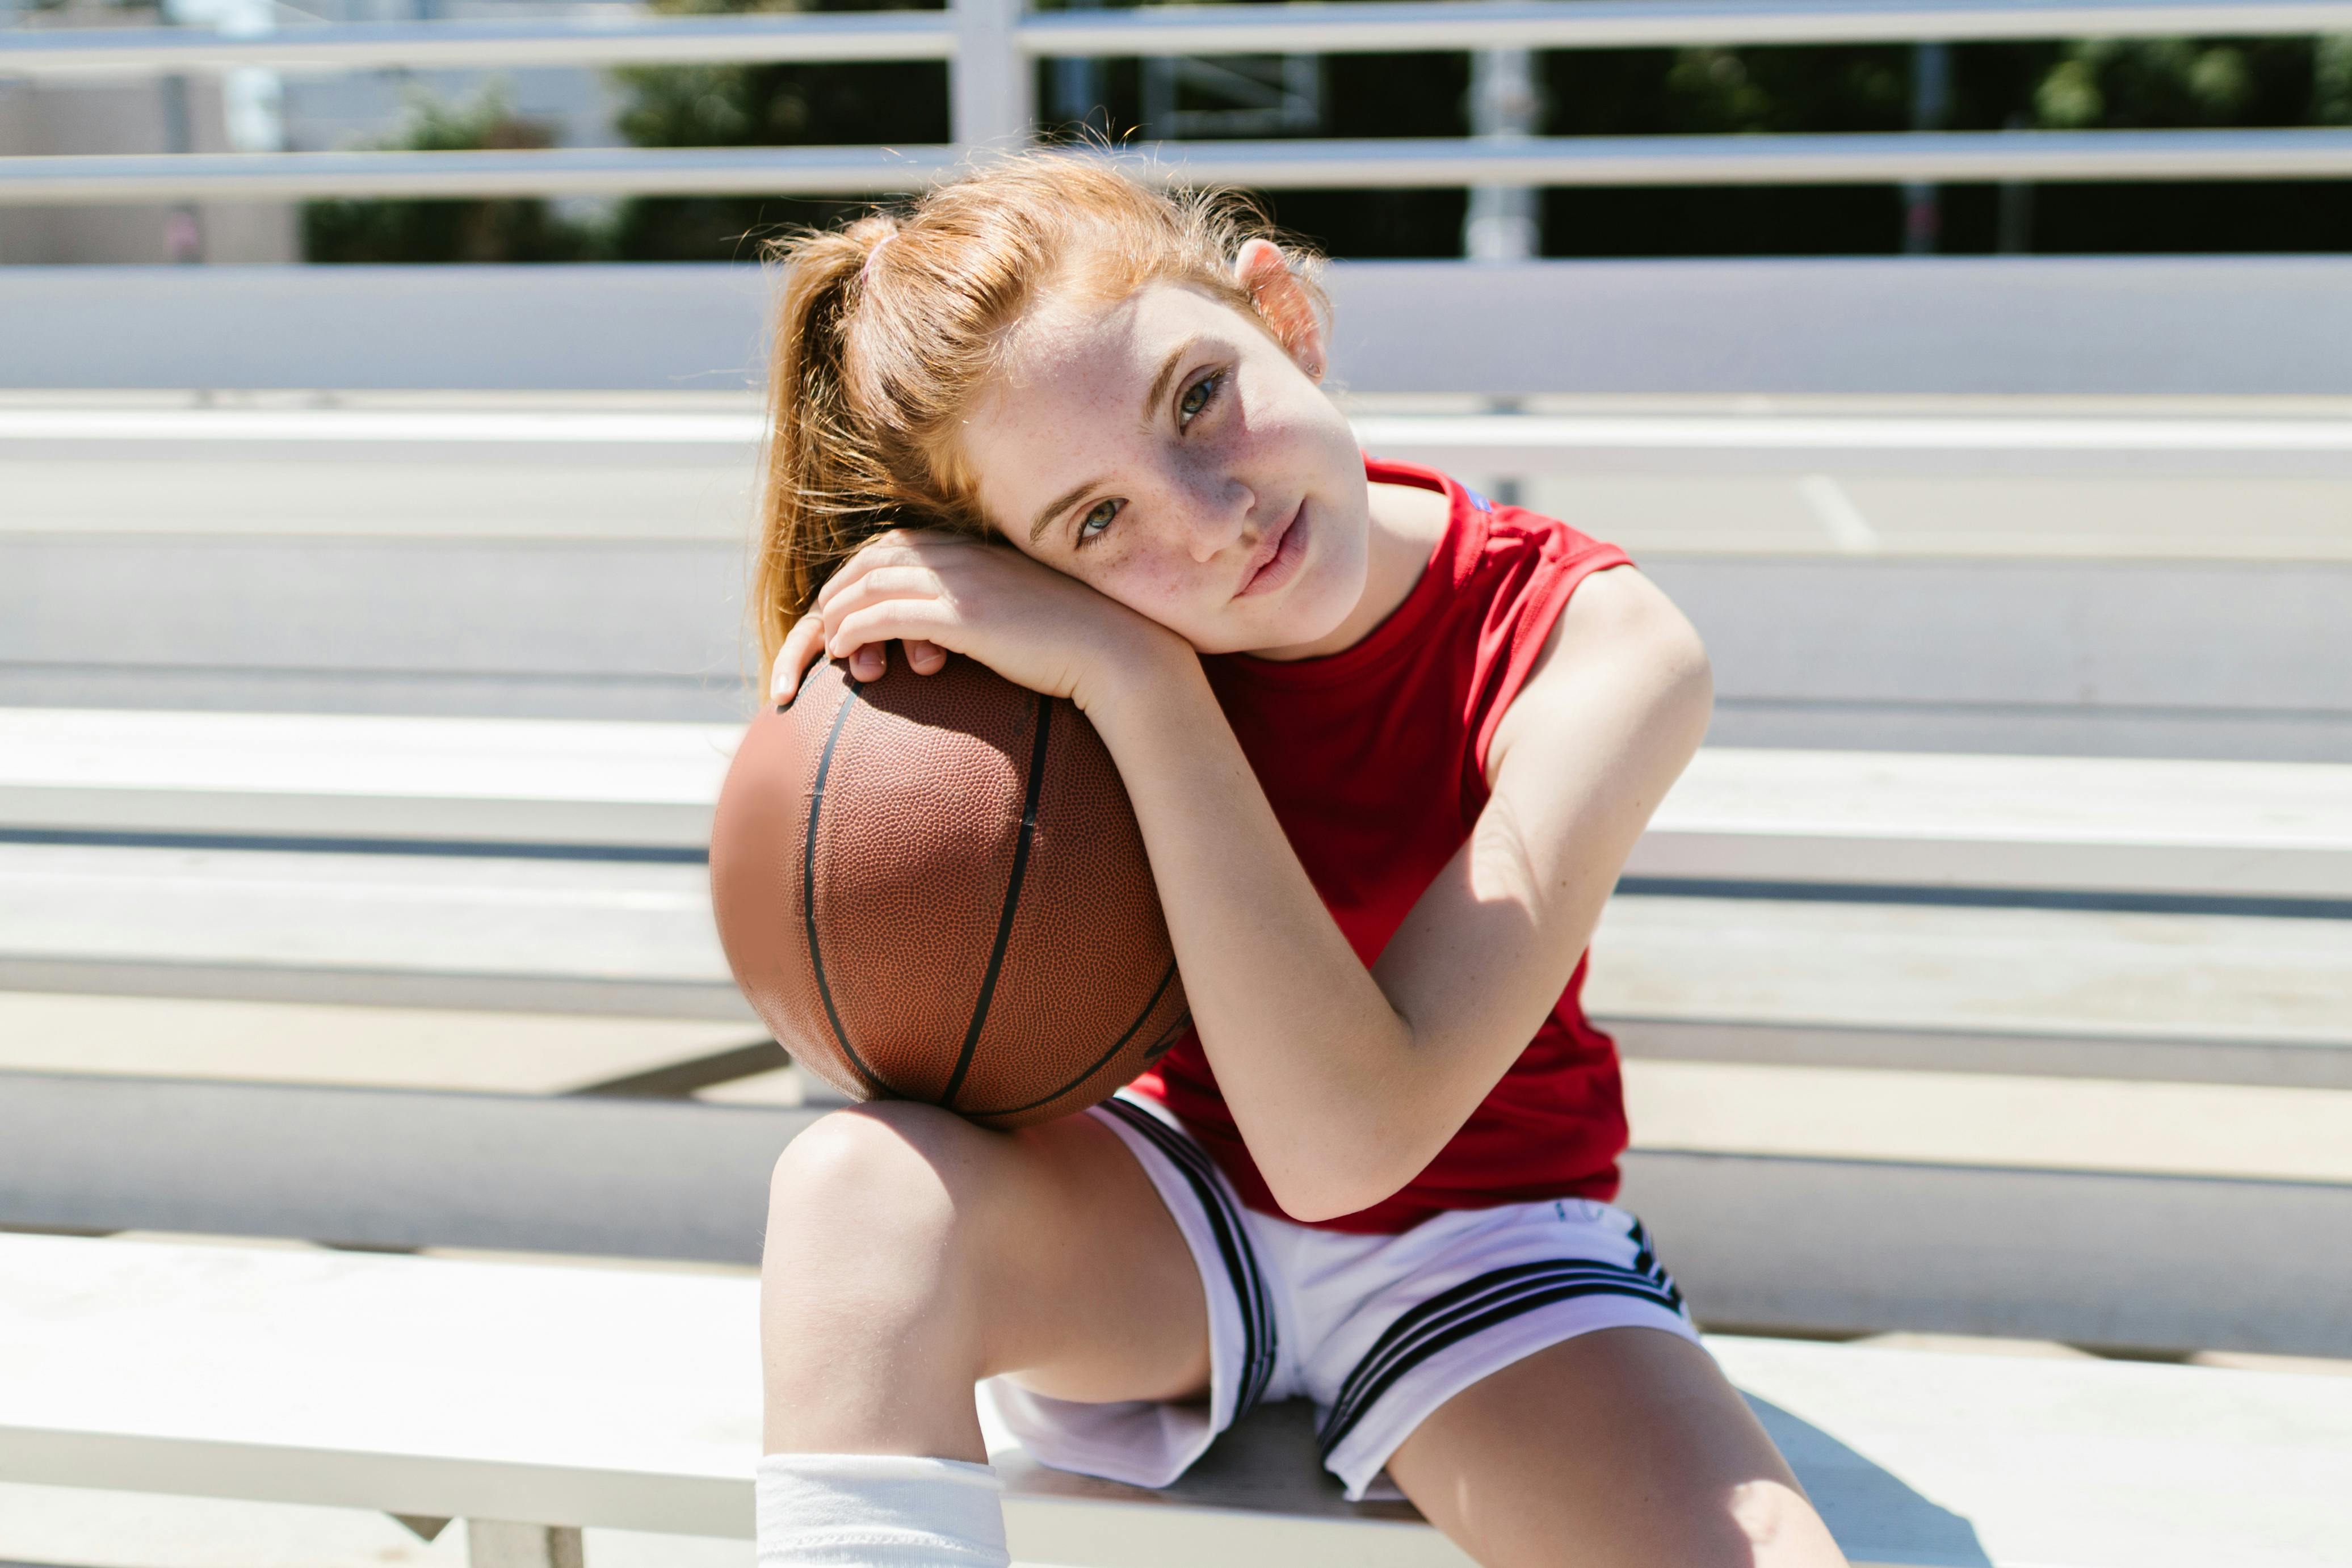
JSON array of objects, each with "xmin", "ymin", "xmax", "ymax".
[{"xmin": 751, "ymin": 158, "xmax": 1846, "ymax": 1568}]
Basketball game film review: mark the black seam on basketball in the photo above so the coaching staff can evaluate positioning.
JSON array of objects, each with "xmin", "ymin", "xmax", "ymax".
[
  {"xmin": 966, "ymin": 956, "xmax": 1179, "ymax": 1120},
  {"xmin": 940, "ymin": 693, "xmax": 1053, "ymax": 1111},
  {"xmin": 802, "ymin": 678, "xmax": 888, "ymax": 1096},
  {"xmin": 1139, "ymin": 1011, "xmax": 1191, "ymax": 1065}
]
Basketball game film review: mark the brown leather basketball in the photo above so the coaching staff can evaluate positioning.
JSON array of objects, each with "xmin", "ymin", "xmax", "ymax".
[{"xmin": 709, "ymin": 654, "xmax": 1190, "ymax": 1129}]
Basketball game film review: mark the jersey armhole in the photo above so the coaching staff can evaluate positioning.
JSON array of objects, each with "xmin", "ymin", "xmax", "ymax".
[{"xmin": 1467, "ymin": 542, "xmax": 1636, "ymax": 812}]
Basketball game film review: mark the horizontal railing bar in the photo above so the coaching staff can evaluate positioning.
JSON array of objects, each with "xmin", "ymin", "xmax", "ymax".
[
  {"xmin": 7, "ymin": 0, "xmax": 2352, "ymax": 79},
  {"xmin": 1128, "ymin": 128, "xmax": 2352, "ymax": 187},
  {"xmin": 0, "ymin": 11, "xmax": 956, "ymax": 77},
  {"xmin": 1019, "ymin": 0, "xmax": 2352, "ymax": 57},
  {"xmin": 10, "ymin": 405, "xmax": 2352, "ymax": 453},
  {"xmin": 6, "ymin": 128, "xmax": 2351, "ymax": 205},
  {"xmin": 0, "ymin": 145, "xmax": 956, "ymax": 204}
]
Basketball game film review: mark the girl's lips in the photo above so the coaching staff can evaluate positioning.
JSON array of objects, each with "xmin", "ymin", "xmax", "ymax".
[{"xmin": 1235, "ymin": 502, "xmax": 1308, "ymax": 599}]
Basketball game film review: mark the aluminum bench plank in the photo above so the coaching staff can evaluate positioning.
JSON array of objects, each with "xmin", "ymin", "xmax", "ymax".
[
  {"xmin": 8, "ymin": 709, "xmax": 2349, "ymax": 898},
  {"xmin": 3, "ymin": 1234, "xmax": 2349, "ymax": 1568},
  {"xmin": 1586, "ymin": 894, "xmax": 2352, "ymax": 1053},
  {"xmin": 1626, "ymin": 746, "xmax": 2352, "ymax": 901},
  {"xmin": 1707, "ymin": 1336, "xmax": 2352, "ymax": 1568},
  {"xmin": 7, "ymin": 1073, "xmax": 2350, "ymax": 1354},
  {"xmin": 0, "ymin": 708, "xmax": 735, "ymax": 850},
  {"xmin": 7, "ymin": 840, "xmax": 2343, "ymax": 1082},
  {"xmin": 0, "ymin": 989, "xmax": 761, "ymax": 1095},
  {"xmin": 0, "ymin": 841, "xmax": 749, "ymax": 1018},
  {"xmin": 1623, "ymin": 1060, "xmax": 2352, "ymax": 1184}
]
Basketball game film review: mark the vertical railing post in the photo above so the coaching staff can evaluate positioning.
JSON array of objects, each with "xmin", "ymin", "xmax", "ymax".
[
  {"xmin": 1464, "ymin": 48, "xmax": 1539, "ymax": 262},
  {"xmin": 467, "ymin": 1521, "xmax": 583, "ymax": 1568},
  {"xmin": 954, "ymin": 0, "xmax": 1032, "ymax": 152},
  {"xmin": 1904, "ymin": 40, "xmax": 1952, "ymax": 253},
  {"xmin": 1464, "ymin": 48, "xmax": 1540, "ymax": 505},
  {"xmin": 1048, "ymin": 0, "xmax": 1107, "ymax": 136}
]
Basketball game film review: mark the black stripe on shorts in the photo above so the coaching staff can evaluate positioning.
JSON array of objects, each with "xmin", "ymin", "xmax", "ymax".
[
  {"xmin": 1099, "ymin": 1098, "xmax": 1279, "ymax": 1419},
  {"xmin": 1317, "ymin": 1254, "xmax": 1686, "ymax": 1460},
  {"xmin": 1626, "ymin": 1218, "xmax": 1686, "ymax": 1313}
]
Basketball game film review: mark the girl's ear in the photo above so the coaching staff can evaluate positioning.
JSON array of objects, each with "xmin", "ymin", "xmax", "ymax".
[{"xmin": 1233, "ymin": 238, "xmax": 1327, "ymax": 382}]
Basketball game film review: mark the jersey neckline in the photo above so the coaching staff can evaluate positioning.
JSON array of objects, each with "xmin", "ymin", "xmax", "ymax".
[{"xmin": 1209, "ymin": 457, "xmax": 1486, "ymax": 691}]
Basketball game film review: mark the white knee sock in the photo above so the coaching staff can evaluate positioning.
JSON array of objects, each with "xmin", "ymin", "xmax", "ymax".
[{"xmin": 755, "ymin": 1453, "xmax": 1011, "ymax": 1567}]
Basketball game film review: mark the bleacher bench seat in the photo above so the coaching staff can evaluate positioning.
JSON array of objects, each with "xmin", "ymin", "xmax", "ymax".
[
  {"xmin": 5, "ymin": 707, "xmax": 2349, "ymax": 901},
  {"xmin": 3, "ymin": 1234, "xmax": 2349, "ymax": 1568}
]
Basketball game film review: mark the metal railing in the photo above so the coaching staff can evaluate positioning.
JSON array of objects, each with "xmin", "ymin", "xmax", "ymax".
[{"xmin": 4, "ymin": 0, "xmax": 2352, "ymax": 204}]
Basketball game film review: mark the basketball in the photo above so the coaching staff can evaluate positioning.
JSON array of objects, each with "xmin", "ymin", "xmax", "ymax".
[{"xmin": 709, "ymin": 654, "xmax": 1191, "ymax": 1129}]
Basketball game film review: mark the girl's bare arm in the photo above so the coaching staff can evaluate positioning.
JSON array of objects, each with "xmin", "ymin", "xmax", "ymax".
[{"xmin": 1085, "ymin": 565, "xmax": 1711, "ymax": 1221}]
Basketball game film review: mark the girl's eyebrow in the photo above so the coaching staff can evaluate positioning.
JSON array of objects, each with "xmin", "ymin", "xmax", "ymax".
[
  {"xmin": 1030, "ymin": 477, "xmax": 1106, "ymax": 544},
  {"xmin": 1142, "ymin": 335, "xmax": 1202, "ymax": 423},
  {"xmin": 1028, "ymin": 335, "xmax": 1208, "ymax": 543}
]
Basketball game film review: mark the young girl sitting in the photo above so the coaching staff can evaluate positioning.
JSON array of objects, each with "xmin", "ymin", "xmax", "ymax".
[{"xmin": 751, "ymin": 158, "xmax": 1846, "ymax": 1568}]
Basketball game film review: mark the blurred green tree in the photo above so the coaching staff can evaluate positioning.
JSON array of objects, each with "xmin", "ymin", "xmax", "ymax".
[
  {"xmin": 603, "ymin": 0, "xmax": 949, "ymax": 261},
  {"xmin": 303, "ymin": 9, "xmax": 2352, "ymax": 261},
  {"xmin": 1537, "ymin": 35, "xmax": 2351, "ymax": 255},
  {"xmin": 304, "ymin": 85, "xmax": 604, "ymax": 263}
]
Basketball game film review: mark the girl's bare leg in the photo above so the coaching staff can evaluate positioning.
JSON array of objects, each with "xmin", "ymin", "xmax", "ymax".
[
  {"xmin": 760, "ymin": 1100, "xmax": 1211, "ymax": 1460},
  {"xmin": 1385, "ymin": 1327, "xmax": 1848, "ymax": 1568}
]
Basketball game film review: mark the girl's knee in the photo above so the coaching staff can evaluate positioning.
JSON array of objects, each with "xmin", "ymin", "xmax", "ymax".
[
  {"xmin": 1725, "ymin": 1479, "xmax": 1843, "ymax": 1565},
  {"xmin": 758, "ymin": 1107, "xmax": 1004, "ymax": 1445},
  {"xmin": 765, "ymin": 1103, "xmax": 994, "ymax": 1269}
]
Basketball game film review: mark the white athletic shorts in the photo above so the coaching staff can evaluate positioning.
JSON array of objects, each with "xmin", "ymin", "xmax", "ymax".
[{"xmin": 982, "ymin": 1092, "xmax": 1699, "ymax": 1501}]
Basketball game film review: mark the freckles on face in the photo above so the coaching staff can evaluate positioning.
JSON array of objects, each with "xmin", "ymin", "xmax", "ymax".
[
  {"xmin": 964, "ymin": 294, "xmax": 1161, "ymax": 539},
  {"xmin": 960, "ymin": 281, "xmax": 1367, "ymax": 649}
]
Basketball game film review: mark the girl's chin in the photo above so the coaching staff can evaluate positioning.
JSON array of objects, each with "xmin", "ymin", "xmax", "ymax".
[{"xmin": 1224, "ymin": 564, "xmax": 1362, "ymax": 657}]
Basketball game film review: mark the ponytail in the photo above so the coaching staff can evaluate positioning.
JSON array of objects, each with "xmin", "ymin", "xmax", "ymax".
[
  {"xmin": 752, "ymin": 218, "xmax": 891, "ymax": 675},
  {"xmin": 749, "ymin": 158, "xmax": 1329, "ymax": 680}
]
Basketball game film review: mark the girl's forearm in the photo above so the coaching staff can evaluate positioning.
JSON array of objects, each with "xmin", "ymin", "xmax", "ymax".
[{"xmin": 1083, "ymin": 648, "xmax": 1426, "ymax": 1220}]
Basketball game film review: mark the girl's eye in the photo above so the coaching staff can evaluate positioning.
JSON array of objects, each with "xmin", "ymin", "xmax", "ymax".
[
  {"xmin": 1077, "ymin": 497, "xmax": 1123, "ymax": 545},
  {"xmin": 1178, "ymin": 370, "xmax": 1224, "ymax": 427}
]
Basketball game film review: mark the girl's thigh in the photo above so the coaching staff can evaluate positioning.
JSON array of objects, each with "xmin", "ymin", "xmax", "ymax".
[
  {"xmin": 762, "ymin": 1102, "xmax": 1211, "ymax": 1455},
  {"xmin": 1383, "ymin": 1326, "xmax": 1847, "ymax": 1568}
]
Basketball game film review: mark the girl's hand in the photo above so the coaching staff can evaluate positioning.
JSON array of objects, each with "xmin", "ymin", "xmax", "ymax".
[{"xmin": 769, "ymin": 529, "xmax": 1181, "ymax": 711}]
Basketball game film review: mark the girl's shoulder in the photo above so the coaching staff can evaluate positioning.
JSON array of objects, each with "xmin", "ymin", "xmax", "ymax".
[
  {"xmin": 1364, "ymin": 459, "xmax": 1630, "ymax": 619},
  {"xmin": 1211, "ymin": 460, "xmax": 1628, "ymax": 714}
]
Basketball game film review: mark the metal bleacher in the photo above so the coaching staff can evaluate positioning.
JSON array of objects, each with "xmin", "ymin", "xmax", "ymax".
[
  {"xmin": 5, "ymin": 258, "xmax": 2352, "ymax": 1565},
  {"xmin": 5, "ymin": 0, "xmax": 2352, "ymax": 1560}
]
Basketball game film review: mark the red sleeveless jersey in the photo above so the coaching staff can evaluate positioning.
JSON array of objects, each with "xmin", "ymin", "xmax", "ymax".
[{"xmin": 1129, "ymin": 459, "xmax": 1636, "ymax": 1234}]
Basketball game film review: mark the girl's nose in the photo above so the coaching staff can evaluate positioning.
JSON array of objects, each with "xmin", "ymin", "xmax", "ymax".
[{"xmin": 1182, "ymin": 474, "xmax": 1257, "ymax": 564}]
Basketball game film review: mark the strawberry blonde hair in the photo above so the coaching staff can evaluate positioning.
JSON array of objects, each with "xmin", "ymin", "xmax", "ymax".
[{"xmin": 752, "ymin": 156, "xmax": 1328, "ymax": 672}]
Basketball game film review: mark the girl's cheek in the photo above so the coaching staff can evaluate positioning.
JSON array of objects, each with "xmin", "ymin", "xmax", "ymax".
[{"xmin": 1102, "ymin": 553, "xmax": 1206, "ymax": 630}]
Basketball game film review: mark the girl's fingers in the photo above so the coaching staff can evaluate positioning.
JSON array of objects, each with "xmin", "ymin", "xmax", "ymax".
[
  {"xmin": 814, "ymin": 532, "xmax": 974, "ymax": 613},
  {"xmin": 771, "ymin": 614, "xmax": 827, "ymax": 705},
  {"xmin": 819, "ymin": 566, "xmax": 948, "ymax": 624},
  {"xmin": 818, "ymin": 570, "xmax": 956, "ymax": 656},
  {"xmin": 808, "ymin": 532, "xmax": 986, "ymax": 684},
  {"xmin": 828, "ymin": 601, "xmax": 958, "ymax": 665}
]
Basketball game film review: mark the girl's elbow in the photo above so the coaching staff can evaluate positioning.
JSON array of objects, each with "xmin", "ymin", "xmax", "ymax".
[
  {"xmin": 1260, "ymin": 1147, "xmax": 1418, "ymax": 1225},
  {"xmin": 1265, "ymin": 1176, "xmax": 1374, "ymax": 1226},
  {"xmin": 1661, "ymin": 619, "xmax": 1715, "ymax": 732}
]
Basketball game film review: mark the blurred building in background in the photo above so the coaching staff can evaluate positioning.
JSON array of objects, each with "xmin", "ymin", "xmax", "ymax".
[
  {"xmin": 0, "ymin": 0, "xmax": 299, "ymax": 260},
  {"xmin": 6, "ymin": 0, "xmax": 2348, "ymax": 264},
  {"xmin": 0, "ymin": 0, "xmax": 637, "ymax": 262}
]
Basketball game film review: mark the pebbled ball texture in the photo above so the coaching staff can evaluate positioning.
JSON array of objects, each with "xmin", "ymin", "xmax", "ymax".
[{"xmin": 710, "ymin": 655, "xmax": 1190, "ymax": 1129}]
